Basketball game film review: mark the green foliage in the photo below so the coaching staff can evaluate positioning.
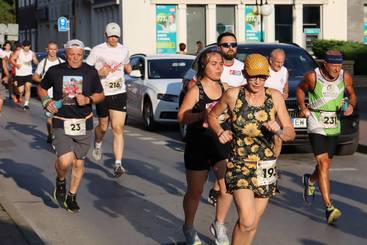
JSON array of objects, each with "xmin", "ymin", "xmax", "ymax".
[
  {"xmin": 312, "ymin": 39, "xmax": 367, "ymax": 75},
  {"xmin": 0, "ymin": 0, "xmax": 16, "ymax": 24}
]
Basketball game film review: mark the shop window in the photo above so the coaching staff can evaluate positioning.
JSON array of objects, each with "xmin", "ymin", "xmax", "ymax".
[
  {"xmin": 216, "ymin": 6, "xmax": 235, "ymax": 37},
  {"xmin": 303, "ymin": 5, "xmax": 321, "ymax": 52},
  {"xmin": 187, "ymin": 5, "xmax": 206, "ymax": 54},
  {"xmin": 275, "ymin": 5, "xmax": 293, "ymax": 43}
]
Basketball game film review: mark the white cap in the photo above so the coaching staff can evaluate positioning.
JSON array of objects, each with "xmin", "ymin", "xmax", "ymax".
[
  {"xmin": 105, "ymin": 22, "xmax": 121, "ymax": 37},
  {"xmin": 64, "ymin": 39, "xmax": 85, "ymax": 50}
]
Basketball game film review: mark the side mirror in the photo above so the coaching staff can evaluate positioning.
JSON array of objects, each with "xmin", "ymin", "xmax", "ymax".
[{"xmin": 130, "ymin": 70, "xmax": 142, "ymax": 78}]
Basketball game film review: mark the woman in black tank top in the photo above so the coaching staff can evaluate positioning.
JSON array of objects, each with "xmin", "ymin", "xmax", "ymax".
[{"xmin": 177, "ymin": 50, "xmax": 229, "ymax": 244}]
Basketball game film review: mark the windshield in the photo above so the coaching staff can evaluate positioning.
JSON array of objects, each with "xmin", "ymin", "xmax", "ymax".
[
  {"xmin": 148, "ymin": 59, "xmax": 193, "ymax": 79},
  {"xmin": 237, "ymin": 46, "xmax": 318, "ymax": 78}
]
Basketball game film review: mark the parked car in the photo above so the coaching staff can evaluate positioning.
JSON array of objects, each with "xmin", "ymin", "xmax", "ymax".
[
  {"xmin": 125, "ymin": 53, "xmax": 195, "ymax": 130},
  {"xmin": 179, "ymin": 43, "xmax": 359, "ymax": 155}
]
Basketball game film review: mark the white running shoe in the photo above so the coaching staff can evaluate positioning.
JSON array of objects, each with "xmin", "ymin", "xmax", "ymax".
[
  {"xmin": 210, "ymin": 222, "xmax": 229, "ymax": 245},
  {"xmin": 183, "ymin": 225, "xmax": 202, "ymax": 245},
  {"xmin": 92, "ymin": 146, "xmax": 103, "ymax": 161}
]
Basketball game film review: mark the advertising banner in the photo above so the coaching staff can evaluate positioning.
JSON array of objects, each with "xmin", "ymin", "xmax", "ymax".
[
  {"xmin": 245, "ymin": 5, "xmax": 262, "ymax": 42},
  {"xmin": 364, "ymin": 22, "xmax": 367, "ymax": 44},
  {"xmin": 156, "ymin": 5, "xmax": 177, "ymax": 54}
]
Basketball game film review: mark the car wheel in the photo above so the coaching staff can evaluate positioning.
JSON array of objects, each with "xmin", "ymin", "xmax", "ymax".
[
  {"xmin": 179, "ymin": 123, "xmax": 187, "ymax": 142},
  {"xmin": 335, "ymin": 134, "xmax": 359, "ymax": 155},
  {"xmin": 143, "ymin": 99, "xmax": 156, "ymax": 131}
]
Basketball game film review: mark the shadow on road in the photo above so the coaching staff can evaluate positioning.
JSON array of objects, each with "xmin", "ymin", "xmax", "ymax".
[
  {"xmin": 273, "ymin": 170, "xmax": 367, "ymax": 240},
  {"xmin": 0, "ymin": 158, "xmax": 58, "ymax": 208},
  {"xmin": 4, "ymin": 121, "xmax": 53, "ymax": 152}
]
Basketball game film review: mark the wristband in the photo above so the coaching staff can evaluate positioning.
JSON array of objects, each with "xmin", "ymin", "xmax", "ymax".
[
  {"xmin": 275, "ymin": 129, "xmax": 284, "ymax": 136},
  {"xmin": 41, "ymin": 96, "xmax": 51, "ymax": 108}
]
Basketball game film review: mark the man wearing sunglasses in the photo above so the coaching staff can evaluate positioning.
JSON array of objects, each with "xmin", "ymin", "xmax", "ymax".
[{"xmin": 209, "ymin": 32, "xmax": 246, "ymax": 245}]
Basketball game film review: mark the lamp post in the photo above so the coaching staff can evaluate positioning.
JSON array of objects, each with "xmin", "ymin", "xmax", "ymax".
[{"xmin": 255, "ymin": 0, "xmax": 273, "ymax": 42}]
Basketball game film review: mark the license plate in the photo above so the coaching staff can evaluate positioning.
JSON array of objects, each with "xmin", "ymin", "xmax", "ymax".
[{"xmin": 292, "ymin": 118, "xmax": 307, "ymax": 128}]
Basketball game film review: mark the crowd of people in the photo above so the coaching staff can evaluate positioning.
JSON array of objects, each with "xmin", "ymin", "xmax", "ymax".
[{"xmin": 0, "ymin": 26, "xmax": 357, "ymax": 244}]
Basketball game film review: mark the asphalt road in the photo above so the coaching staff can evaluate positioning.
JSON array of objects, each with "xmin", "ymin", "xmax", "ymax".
[{"xmin": 0, "ymin": 98, "xmax": 366, "ymax": 245}]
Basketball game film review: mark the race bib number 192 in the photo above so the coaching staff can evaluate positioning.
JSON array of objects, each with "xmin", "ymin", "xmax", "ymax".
[
  {"xmin": 256, "ymin": 159, "xmax": 277, "ymax": 186},
  {"xmin": 64, "ymin": 119, "xmax": 86, "ymax": 136}
]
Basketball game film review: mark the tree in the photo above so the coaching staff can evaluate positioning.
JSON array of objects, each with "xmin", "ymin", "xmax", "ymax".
[{"xmin": 0, "ymin": 0, "xmax": 16, "ymax": 24}]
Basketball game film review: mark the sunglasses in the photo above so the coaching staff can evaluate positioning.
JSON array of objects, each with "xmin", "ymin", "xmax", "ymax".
[{"xmin": 219, "ymin": 42, "xmax": 238, "ymax": 48}]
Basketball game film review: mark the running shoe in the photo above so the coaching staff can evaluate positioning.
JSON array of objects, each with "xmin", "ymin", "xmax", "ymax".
[
  {"xmin": 208, "ymin": 189, "xmax": 220, "ymax": 207},
  {"xmin": 47, "ymin": 134, "xmax": 54, "ymax": 144},
  {"xmin": 210, "ymin": 222, "xmax": 229, "ymax": 245},
  {"xmin": 53, "ymin": 178, "xmax": 66, "ymax": 205},
  {"xmin": 302, "ymin": 173, "xmax": 315, "ymax": 204},
  {"xmin": 182, "ymin": 225, "xmax": 202, "ymax": 245},
  {"xmin": 326, "ymin": 205, "xmax": 342, "ymax": 224},
  {"xmin": 23, "ymin": 105, "xmax": 30, "ymax": 110},
  {"xmin": 91, "ymin": 146, "xmax": 103, "ymax": 161},
  {"xmin": 64, "ymin": 193, "xmax": 80, "ymax": 213},
  {"xmin": 113, "ymin": 165, "xmax": 126, "ymax": 178}
]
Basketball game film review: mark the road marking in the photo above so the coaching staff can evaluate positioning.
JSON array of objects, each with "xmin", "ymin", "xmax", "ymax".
[
  {"xmin": 138, "ymin": 137, "xmax": 155, "ymax": 141},
  {"xmin": 126, "ymin": 133, "xmax": 142, "ymax": 137},
  {"xmin": 152, "ymin": 141, "xmax": 167, "ymax": 145},
  {"xmin": 330, "ymin": 168, "xmax": 358, "ymax": 171}
]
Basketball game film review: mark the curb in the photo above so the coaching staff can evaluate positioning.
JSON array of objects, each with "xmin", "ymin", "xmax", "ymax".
[
  {"xmin": 357, "ymin": 144, "xmax": 367, "ymax": 154},
  {"xmin": 0, "ymin": 195, "xmax": 44, "ymax": 245}
]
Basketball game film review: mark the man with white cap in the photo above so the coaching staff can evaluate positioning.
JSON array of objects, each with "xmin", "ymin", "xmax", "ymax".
[
  {"xmin": 86, "ymin": 22, "xmax": 132, "ymax": 177},
  {"xmin": 38, "ymin": 39, "xmax": 105, "ymax": 212}
]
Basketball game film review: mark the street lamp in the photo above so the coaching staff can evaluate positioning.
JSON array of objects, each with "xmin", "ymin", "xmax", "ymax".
[{"xmin": 255, "ymin": 0, "xmax": 273, "ymax": 42}]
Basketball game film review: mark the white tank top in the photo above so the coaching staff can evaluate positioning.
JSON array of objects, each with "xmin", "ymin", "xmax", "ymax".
[
  {"xmin": 264, "ymin": 66, "xmax": 288, "ymax": 94},
  {"xmin": 16, "ymin": 49, "xmax": 34, "ymax": 76}
]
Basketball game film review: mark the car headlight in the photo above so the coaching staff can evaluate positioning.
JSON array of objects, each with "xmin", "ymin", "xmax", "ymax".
[{"xmin": 157, "ymin": 93, "xmax": 179, "ymax": 103}]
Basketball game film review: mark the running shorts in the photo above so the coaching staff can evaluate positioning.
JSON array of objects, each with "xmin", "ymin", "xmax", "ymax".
[
  {"xmin": 309, "ymin": 133, "xmax": 338, "ymax": 159},
  {"xmin": 96, "ymin": 92, "xmax": 127, "ymax": 118},
  {"xmin": 13, "ymin": 75, "xmax": 32, "ymax": 87},
  {"xmin": 53, "ymin": 128, "xmax": 92, "ymax": 159}
]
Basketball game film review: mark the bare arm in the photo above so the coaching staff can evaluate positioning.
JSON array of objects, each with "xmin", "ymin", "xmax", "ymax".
[
  {"xmin": 32, "ymin": 52, "xmax": 39, "ymax": 65},
  {"xmin": 32, "ymin": 73, "xmax": 42, "ymax": 83},
  {"xmin": 2, "ymin": 57, "xmax": 9, "ymax": 80},
  {"xmin": 10, "ymin": 50, "xmax": 19, "ymax": 67},
  {"xmin": 124, "ymin": 64, "xmax": 132, "ymax": 75},
  {"xmin": 343, "ymin": 71, "xmax": 357, "ymax": 116},
  {"xmin": 283, "ymin": 71, "xmax": 289, "ymax": 99},
  {"xmin": 296, "ymin": 71, "xmax": 315, "ymax": 117},
  {"xmin": 177, "ymin": 85, "xmax": 203, "ymax": 124}
]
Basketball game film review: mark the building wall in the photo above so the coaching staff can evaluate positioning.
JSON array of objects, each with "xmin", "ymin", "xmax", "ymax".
[
  {"xmin": 322, "ymin": 0, "xmax": 347, "ymax": 40},
  {"xmin": 347, "ymin": 0, "xmax": 365, "ymax": 42}
]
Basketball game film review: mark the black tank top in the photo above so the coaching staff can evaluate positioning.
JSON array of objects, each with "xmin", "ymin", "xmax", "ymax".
[{"xmin": 187, "ymin": 80, "xmax": 225, "ymax": 134}]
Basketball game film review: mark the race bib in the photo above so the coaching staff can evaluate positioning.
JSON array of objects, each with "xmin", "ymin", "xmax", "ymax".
[
  {"xmin": 256, "ymin": 159, "xmax": 277, "ymax": 186},
  {"xmin": 104, "ymin": 77, "xmax": 123, "ymax": 93},
  {"xmin": 64, "ymin": 118, "xmax": 86, "ymax": 136},
  {"xmin": 320, "ymin": 111, "xmax": 337, "ymax": 129}
]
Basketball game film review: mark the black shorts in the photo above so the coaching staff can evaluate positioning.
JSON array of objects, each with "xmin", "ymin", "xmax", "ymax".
[
  {"xmin": 14, "ymin": 75, "xmax": 32, "ymax": 87},
  {"xmin": 184, "ymin": 130, "xmax": 230, "ymax": 171},
  {"xmin": 96, "ymin": 93, "xmax": 127, "ymax": 117},
  {"xmin": 309, "ymin": 133, "xmax": 338, "ymax": 158}
]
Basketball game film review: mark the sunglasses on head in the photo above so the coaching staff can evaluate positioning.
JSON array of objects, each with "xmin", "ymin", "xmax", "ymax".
[{"xmin": 219, "ymin": 42, "xmax": 238, "ymax": 48}]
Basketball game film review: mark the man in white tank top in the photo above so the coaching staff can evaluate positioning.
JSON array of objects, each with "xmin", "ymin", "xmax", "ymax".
[
  {"xmin": 10, "ymin": 40, "xmax": 39, "ymax": 110},
  {"xmin": 264, "ymin": 48, "xmax": 289, "ymax": 99},
  {"xmin": 33, "ymin": 41, "xmax": 64, "ymax": 143},
  {"xmin": 86, "ymin": 22, "xmax": 132, "ymax": 177}
]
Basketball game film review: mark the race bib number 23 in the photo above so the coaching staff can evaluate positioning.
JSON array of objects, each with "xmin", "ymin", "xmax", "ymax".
[{"xmin": 64, "ymin": 119, "xmax": 86, "ymax": 136}]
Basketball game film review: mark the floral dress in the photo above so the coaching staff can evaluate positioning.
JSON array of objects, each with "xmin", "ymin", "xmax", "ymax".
[{"xmin": 225, "ymin": 87, "xmax": 278, "ymax": 198}]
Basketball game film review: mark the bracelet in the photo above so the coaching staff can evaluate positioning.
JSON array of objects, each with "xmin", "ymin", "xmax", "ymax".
[
  {"xmin": 275, "ymin": 129, "xmax": 284, "ymax": 136},
  {"xmin": 218, "ymin": 130, "xmax": 225, "ymax": 137}
]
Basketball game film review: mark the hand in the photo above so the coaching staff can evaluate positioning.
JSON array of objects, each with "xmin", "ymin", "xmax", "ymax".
[
  {"xmin": 343, "ymin": 104, "xmax": 354, "ymax": 116},
  {"xmin": 2, "ymin": 76, "xmax": 8, "ymax": 84},
  {"xmin": 263, "ymin": 120, "xmax": 281, "ymax": 134},
  {"xmin": 202, "ymin": 109, "xmax": 210, "ymax": 128},
  {"xmin": 218, "ymin": 130, "xmax": 233, "ymax": 144},
  {"xmin": 99, "ymin": 65, "xmax": 111, "ymax": 77},
  {"xmin": 300, "ymin": 107, "xmax": 311, "ymax": 118},
  {"xmin": 76, "ymin": 94, "xmax": 90, "ymax": 106},
  {"xmin": 45, "ymin": 100, "xmax": 58, "ymax": 114}
]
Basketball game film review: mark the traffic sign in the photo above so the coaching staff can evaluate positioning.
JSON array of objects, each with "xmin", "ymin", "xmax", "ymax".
[{"xmin": 57, "ymin": 17, "xmax": 69, "ymax": 32}]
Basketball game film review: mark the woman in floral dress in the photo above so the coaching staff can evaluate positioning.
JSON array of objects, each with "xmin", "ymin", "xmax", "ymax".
[{"xmin": 208, "ymin": 54, "xmax": 295, "ymax": 245}]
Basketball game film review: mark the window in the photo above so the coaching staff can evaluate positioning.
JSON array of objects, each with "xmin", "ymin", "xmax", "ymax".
[
  {"xmin": 275, "ymin": 5, "xmax": 293, "ymax": 43},
  {"xmin": 303, "ymin": 5, "xmax": 321, "ymax": 52},
  {"xmin": 148, "ymin": 59, "xmax": 193, "ymax": 79},
  {"xmin": 216, "ymin": 6, "xmax": 235, "ymax": 36},
  {"xmin": 187, "ymin": 6, "xmax": 206, "ymax": 54}
]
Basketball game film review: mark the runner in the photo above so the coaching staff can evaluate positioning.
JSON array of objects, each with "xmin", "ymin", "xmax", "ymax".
[
  {"xmin": 0, "ymin": 47, "xmax": 10, "ymax": 117},
  {"xmin": 10, "ymin": 40, "xmax": 38, "ymax": 110},
  {"xmin": 178, "ymin": 49, "xmax": 229, "ymax": 245},
  {"xmin": 2, "ymin": 42, "xmax": 13, "ymax": 102},
  {"xmin": 38, "ymin": 39, "xmax": 104, "ymax": 212},
  {"xmin": 33, "ymin": 41, "xmax": 64, "ymax": 143},
  {"xmin": 264, "ymin": 48, "xmax": 289, "ymax": 156},
  {"xmin": 86, "ymin": 22, "xmax": 132, "ymax": 177},
  {"xmin": 296, "ymin": 49, "xmax": 357, "ymax": 224},
  {"xmin": 208, "ymin": 54, "xmax": 295, "ymax": 245}
]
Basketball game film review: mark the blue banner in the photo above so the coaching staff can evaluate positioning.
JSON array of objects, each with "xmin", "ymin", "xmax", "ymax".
[
  {"xmin": 364, "ymin": 22, "xmax": 367, "ymax": 44},
  {"xmin": 245, "ymin": 6, "xmax": 262, "ymax": 42},
  {"xmin": 156, "ymin": 5, "xmax": 177, "ymax": 54}
]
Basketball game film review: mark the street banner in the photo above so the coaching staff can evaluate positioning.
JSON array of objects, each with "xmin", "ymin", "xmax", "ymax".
[
  {"xmin": 245, "ymin": 5, "xmax": 262, "ymax": 42},
  {"xmin": 156, "ymin": 5, "xmax": 177, "ymax": 54},
  {"xmin": 364, "ymin": 22, "xmax": 367, "ymax": 44}
]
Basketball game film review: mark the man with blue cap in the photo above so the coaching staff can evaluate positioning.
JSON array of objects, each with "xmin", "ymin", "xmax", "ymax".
[{"xmin": 296, "ymin": 49, "xmax": 357, "ymax": 224}]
